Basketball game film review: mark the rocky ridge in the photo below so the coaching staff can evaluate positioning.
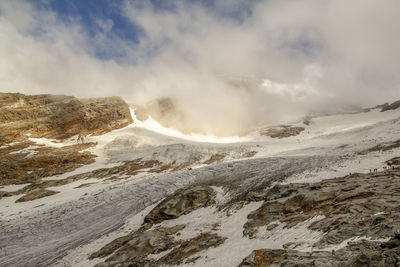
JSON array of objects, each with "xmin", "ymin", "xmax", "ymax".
[{"xmin": 0, "ymin": 93, "xmax": 132, "ymax": 145}]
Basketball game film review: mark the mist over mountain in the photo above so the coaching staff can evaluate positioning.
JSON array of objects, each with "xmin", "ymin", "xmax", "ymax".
[{"xmin": 1, "ymin": 0, "xmax": 400, "ymax": 136}]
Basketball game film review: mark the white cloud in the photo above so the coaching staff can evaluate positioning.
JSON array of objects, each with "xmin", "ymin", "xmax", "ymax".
[{"xmin": 0, "ymin": 0, "xmax": 399, "ymax": 136}]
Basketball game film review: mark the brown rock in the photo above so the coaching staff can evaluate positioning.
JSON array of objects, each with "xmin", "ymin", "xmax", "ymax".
[
  {"xmin": 0, "ymin": 142, "xmax": 96, "ymax": 185},
  {"xmin": 15, "ymin": 188, "xmax": 59, "ymax": 202},
  {"xmin": 203, "ymin": 153, "xmax": 226, "ymax": 165},
  {"xmin": 0, "ymin": 93, "xmax": 132, "ymax": 145}
]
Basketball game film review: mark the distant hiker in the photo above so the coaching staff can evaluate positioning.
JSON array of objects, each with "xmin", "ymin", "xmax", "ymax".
[
  {"xmin": 77, "ymin": 134, "xmax": 85, "ymax": 144},
  {"xmin": 369, "ymin": 169, "xmax": 371, "ymax": 173},
  {"xmin": 392, "ymin": 165, "xmax": 395, "ymax": 169}
]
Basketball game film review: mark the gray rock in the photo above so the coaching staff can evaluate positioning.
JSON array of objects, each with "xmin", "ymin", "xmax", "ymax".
[
  {"xmin": 92, "ymin": 225, "xmax": 184, "ymax": 266},
  {"xmin": 239, "ymin": 234, "xmax": 400, "ymax": 267},
  {"xmin": 244, "ymin": 171, "xmax": 400, "ymax": 246},
  {"xmin": 144, "ymin": 185, "xmax": 216, "ymax": 225},
  {"xmin": 381, "ymin": 100, "xmax": 400, "ymax": 112},
  {"xmin": 158, "ymin": 232, "xmax": 226, "ymax": 265}
]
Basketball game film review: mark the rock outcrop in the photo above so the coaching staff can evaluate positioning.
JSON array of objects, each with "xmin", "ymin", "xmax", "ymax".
[
  {"xmin": 0, "ymin": 93, "xmax": 133, "ymax": 145},
  {"xmin": 144, "ymin": 185, "xmax": 216, "ymax": 225},
  {"xmin": 381, "ymin": 100, "xmax": 400, "ymax": 112},
  {"xmin": 244, "ymin": 170, "xmax": 400, "ymax": 247},
  {"xmin": 15, "ymin": 188, "xmax": 59, "ymax": 202},
  {"xmin": 239, "ymin": 234, "xmax": 400, "ymax": 267},
  {"xmin": 0, "ymin": 92, "xmax": 133, "ymax": 195},
  {"xmin": 0, "ymin": 142, "xmax": 96, "ymax": 185},
  {"xmin": 260, "ymin": 125, "xmax": 305, "ymax": 138},
  {"xmin": 158, "ymin": 232, "xmax": 226, "ymax": 265},
  {"xmin": 92, "ymin": 225, "xmax": 184, "ymax": 266}
]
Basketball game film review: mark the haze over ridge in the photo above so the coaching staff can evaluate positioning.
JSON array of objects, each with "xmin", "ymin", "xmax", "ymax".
[{"xmin": 1, "ymin": 0, "xmax": 399, "ymax": 136}]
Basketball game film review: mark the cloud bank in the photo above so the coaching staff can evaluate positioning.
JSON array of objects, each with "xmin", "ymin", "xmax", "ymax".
[{"xmin": 0, "ymin": 0, "xmax": 399, "ymax": 136}]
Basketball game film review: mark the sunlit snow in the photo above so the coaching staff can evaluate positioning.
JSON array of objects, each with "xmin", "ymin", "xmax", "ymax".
[{"xmin": 130, "ymin": 108, "xmax": 244, "ymax": 143}]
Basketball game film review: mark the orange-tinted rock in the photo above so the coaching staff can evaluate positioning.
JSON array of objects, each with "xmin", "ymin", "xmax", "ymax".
[{"xmin": 0, "ymin": 93, "xmax": 133, "ymax": 145}]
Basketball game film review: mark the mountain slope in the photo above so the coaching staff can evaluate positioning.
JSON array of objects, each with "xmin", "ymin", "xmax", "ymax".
[{"xmin": 1, "ymin": 94, "xmax": 400, "ymax": 266}]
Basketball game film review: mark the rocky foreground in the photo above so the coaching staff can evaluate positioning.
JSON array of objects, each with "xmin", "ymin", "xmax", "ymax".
[{"xmin": 83, "ymin": 164, "xmax": 400, "ymax": 267}]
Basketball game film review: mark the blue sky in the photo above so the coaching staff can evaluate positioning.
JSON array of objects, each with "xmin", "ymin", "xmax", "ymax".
[
  {"xmin": 36, "ymin": 0, "xmax": 141, "ymax": 46},
  {"xmin": 30, "ymin": 0, "xmax": 255, "ymax": 61}
]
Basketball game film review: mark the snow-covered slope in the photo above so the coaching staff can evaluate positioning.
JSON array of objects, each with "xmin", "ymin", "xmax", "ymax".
[{"xmin": 1, "ymin": 106, "xmax": 400, "ymax": 266}]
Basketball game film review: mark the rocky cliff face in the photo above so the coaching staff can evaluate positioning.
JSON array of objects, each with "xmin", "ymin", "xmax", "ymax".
[
  {"xmin": 0, "ymin": 93, "xmax": 133, "ymax": 145},
  {"xmin": 0, "ymin": 93, "xmax": 133, "ymax": 188}
]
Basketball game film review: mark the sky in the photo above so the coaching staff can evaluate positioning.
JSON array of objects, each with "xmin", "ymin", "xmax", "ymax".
[{"xmin": 0, "ymin": 0, "xmax": 399, "ymax": 136}]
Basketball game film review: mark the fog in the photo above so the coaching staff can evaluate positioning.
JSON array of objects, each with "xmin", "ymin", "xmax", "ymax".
[{"xmin": 1, "ymin": 0, "xmax": 399, "ymax": 136}]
